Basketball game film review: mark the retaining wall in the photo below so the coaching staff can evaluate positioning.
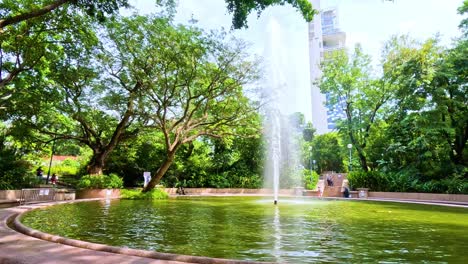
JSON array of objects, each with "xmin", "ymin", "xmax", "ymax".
[
  {"xmin": 0, "ymin": 190, "xmax": 21, "ymax": 200},
  {"xmin": 368, "ymin": 192, "xmax": 468, "ymax": 202}
]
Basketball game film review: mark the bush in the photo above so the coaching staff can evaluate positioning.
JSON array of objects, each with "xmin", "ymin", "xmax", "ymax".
[
  {"xmin": 417, "ymin": 178, "xmax": 468, "ymax": 194},
  {"xmin": 348, "ymin": 171, "xmax": 389, "ymax": 191},
  {"xmin": 0, "ymin": 146, "xmax": 36, "ymax": 190},
  {"xmin": 304, "ymin": 170, "xmax": 319, "ymax": 190},
  {"xmin": 77, "ymin": 174, "xmax": 123, "ymax": 189},
  {"xmin": 386, "ymin": 171, "xmax": 419, "ymax": 192},
  {"xmin": 121, "ymin": 188, "xmax": 168, "ymax": 200}
]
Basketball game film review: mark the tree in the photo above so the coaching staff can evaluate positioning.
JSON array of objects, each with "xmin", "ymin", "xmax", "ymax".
[
  {"xmin": 7, "ymin": 16, "xmax": 146, "ymax": 175},
  {"xmin": 318, "ymin": 45, "xmax": 393, "ymax": 171},
  {"xmin": 0, "ymin": 0, "xmax": 130, "ymax": 30},
  {"xmin": 0, "ymin": 2, "xmax": 101, "ymax": 110},
  {"xmin": 225, "ymin": 0, "xmax": 316, "ymax": 29},
  {"xmin": 311, "ymin": 132, "xmax": 344, "ymax": 173},
  {"xmin": 431, "ymin": 39, "xmax": 468, "ymax": 168},
  {"xmin": 380, "ymin": 36, "xmax": 462, "ymax": 179},
  {"xmin": 105, "ymin": 16, "xmax": 261, "ymax": 191}
]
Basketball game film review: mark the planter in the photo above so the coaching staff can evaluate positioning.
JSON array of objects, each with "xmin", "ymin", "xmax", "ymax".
[
  {"xmin": 357, "ymin": 188, "xmax": 370, "ymax": 198},
  {"xmin": 55, "ymin": 190, "xmax": 76, "ymax": 201},
  {"xmin": 76, "ymin": 189, "xmax": 120, "ymax": 199}
]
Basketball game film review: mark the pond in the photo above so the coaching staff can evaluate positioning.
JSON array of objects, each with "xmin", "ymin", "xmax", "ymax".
[{"xmin": 21, "ymin": 197, "xmax": 468, "ymax": 263}]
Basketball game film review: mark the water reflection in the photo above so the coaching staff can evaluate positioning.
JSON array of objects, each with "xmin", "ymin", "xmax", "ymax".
[{"xmin": 272, "ymin": 205, "xmax": 282, "ymax": 263}]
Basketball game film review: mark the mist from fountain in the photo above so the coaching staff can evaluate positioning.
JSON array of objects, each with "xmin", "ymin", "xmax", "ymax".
[{"xmin": 263, "ymin": 17, "xmax": 302, "ymax": 205}]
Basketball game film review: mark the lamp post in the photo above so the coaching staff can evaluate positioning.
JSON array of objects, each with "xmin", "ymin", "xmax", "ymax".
[
  {"xmin": 46, "ymin": 135, "xmax": 57, "ymax": 184},
  {"xmin": 313, "ymin": 159, "xmax": 316, "ymax": 171},
  {"xmin": 347, "ymin": 143, "xmax": 352, "ymax": 172}
]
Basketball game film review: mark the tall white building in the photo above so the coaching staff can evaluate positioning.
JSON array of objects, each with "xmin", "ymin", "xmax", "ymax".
[{"xmin": 308, "ymin": 0, "xmax": 346, "ymax": 134}]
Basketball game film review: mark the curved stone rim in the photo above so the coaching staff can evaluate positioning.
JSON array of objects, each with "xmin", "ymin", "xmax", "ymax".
[
  {"xmin": 8, "ymin": 197, "xmax": 468, "ymax": 264},
  {"xmin": 12, "ymin": 199, "xmax": 274, "ymax": 264}
]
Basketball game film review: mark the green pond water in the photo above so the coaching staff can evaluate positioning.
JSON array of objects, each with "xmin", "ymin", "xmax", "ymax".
[{"xmin": 21, "ymin": 197, "xmax": 468, "ymax": 263}]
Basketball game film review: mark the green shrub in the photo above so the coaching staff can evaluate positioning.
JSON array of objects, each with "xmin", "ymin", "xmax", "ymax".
[
  {"xmin": 348, "ymin": 171, "xmax": 389, "ymax": 191},
  {"xmin": 0, "ymin": 156, "xmax": 35, "ymax": 190},
  {"xmin": 386, "ymin": 171, "xmax": 419, "ymax": 192},
  {"xmin": 417, "ymin": 178, "xmax": 468, "ymax": 194},
  {"xmin": 304, "ymin": 169, "xmax": 319, "ymax": 190},
  {"xmin": 121, "ymin": 188, "xmax": 168, "ymax": 200},
  {"xmin": 77, "ymin": 174, "xmax": 123, "ymax": 189}
]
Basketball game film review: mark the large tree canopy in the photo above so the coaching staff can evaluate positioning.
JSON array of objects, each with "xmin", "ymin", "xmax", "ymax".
[
  {"xmin": 225, "ymin": 0, "xmax": 316, "ymax": 28},
  {"xmin": 318, "ymin": 45, "xmax": 393, "ymax": 171},
  {"xmin": 0, "ymin": 0, "xmax": 315, "ymax": 30},
  {"xmin": 0, "ymin": 0, "xmax": 129, "ymax": 29},
  {"xmin": 101, "ymin": 16, "xmax": 261, "ymax": 191}
]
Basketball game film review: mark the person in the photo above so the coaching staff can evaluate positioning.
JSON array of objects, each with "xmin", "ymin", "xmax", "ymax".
[
  {"xmin": 343, "ymin": 187, "xmax": 350, "ymax": 198},
  {"xmin": 176, "ymin": 186, "xmax": 186, "ymax": 195},
  {"xmin": 51, "ymin": 173, "xmax": 57, "ymax": 186},
  {"xmin": 326, "ymin": 175, "xmax": 333, "ymax": 186},
  {"xmin": 36, "ymin": 167, "xmax": 43, "ymax": 183}
]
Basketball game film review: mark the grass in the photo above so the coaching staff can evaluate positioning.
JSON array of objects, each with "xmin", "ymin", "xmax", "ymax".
[{"xmin": 120, "ymin": 188, "xmax": 169, "ymax": 200}]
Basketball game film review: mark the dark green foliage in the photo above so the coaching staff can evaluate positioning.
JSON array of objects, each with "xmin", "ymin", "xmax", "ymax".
[
  {"xmin": 120, "ymin": 188, "xmax": 168, "ymax": 200},
  {"xmin": 311, "ymin": 133, "xmax": 345, "ymax": 173},
  {"xmin": 224, "ymin": 0, "xmax": 316, "ymax": 29},
  {"xmin": 303, "ymin": 170, "xmax": 319, "ymax": 190},
  {"xmin": 106, "ymin": 133, "xmax": 264, "ymax": 188},
  {"xmin": 0, "ymin": 133, "xmax": 37, "ymax": 190},
  {"xmin": 77, "ymin": 174, "xmax": 123, "ymax": 189},
  {"xmin": 348, "ymin": 171, "xmax": 389, "ymax": 192},
  {"xmin": 348, "ymin": 171, "xmax": 468, "ymax": 194}
]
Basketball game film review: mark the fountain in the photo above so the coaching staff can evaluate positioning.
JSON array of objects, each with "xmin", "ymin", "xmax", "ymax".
[{"xmin": 263, "ymin": 17, "xmax": 303, "ymax": 204}]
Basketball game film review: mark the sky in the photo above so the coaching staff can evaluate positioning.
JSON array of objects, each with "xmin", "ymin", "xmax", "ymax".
[{"xmin": 128, "ymin": 0, "xmax": 465, "ymax": 121}]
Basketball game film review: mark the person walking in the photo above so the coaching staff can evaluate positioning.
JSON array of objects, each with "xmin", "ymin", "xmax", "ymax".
[{"xmin": 36, "ymin": 167, "xmax": 44, "ymax": 183}]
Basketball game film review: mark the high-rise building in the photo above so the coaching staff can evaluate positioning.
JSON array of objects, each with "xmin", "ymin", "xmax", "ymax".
[{"xmin": 308, "ymin": 0, "xmax": 346, "ymax": 134}]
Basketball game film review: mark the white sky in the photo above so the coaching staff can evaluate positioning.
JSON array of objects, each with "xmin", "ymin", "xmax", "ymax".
[{"xmin": 129, "ymin": 0, "xmax": 465, "ymax": 121}]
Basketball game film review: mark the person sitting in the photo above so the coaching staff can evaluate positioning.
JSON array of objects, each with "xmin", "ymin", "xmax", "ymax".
[
  {"xmin": 343, "ymin": 187, "xmax": 350, "ymax": 198},
  {"xmin": 51, "ymin": 173, "xmax": 58, "ymax": 186}
]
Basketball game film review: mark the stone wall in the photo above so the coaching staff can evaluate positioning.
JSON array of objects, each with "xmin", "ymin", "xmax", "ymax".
[
  {"xmin": 368, "ymin": 192, "xmax": 468, "ymax": 202},
  {"xmin": 75, "ymin": 189, "xmax": 120, "ymax": 199},
  {"xmin": 0, "ymin": 190, "xmax": 21, "ymax": 200}
]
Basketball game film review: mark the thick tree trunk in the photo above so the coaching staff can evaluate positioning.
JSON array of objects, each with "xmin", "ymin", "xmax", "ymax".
[
  {"xmin": 87, "ymin": 150, "xmax": 107, "ymax": 175},
  {"xmin": 143, "ymin": 150, "xmax": 177, "ymax": 192}
]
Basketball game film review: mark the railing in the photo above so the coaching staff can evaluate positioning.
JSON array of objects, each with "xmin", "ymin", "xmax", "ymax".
[{"xmin": 19, "ymin": 188, "xmax": 56, "ymax": 205}]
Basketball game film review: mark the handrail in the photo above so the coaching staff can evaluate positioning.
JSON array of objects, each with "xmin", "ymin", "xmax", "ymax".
[{"xmin": 19, "ymin": 188, "xmax": 56, "ymax": 205}]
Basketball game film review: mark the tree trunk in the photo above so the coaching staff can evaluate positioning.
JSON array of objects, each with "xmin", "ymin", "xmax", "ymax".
[
  {"xmin": 348, "ymin": 132, "xmax": 369, "ymax": 172},
  {"xmin": 87, "ymin": 150, "xmax": 107, "ymax": 175},
  {"xmin": 143, "ymin": 150, "xmax": 177, "ymax": 192},
  {"xmin": 357, "ymin": 150, "xmax": 369, "ymax": 172}
]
